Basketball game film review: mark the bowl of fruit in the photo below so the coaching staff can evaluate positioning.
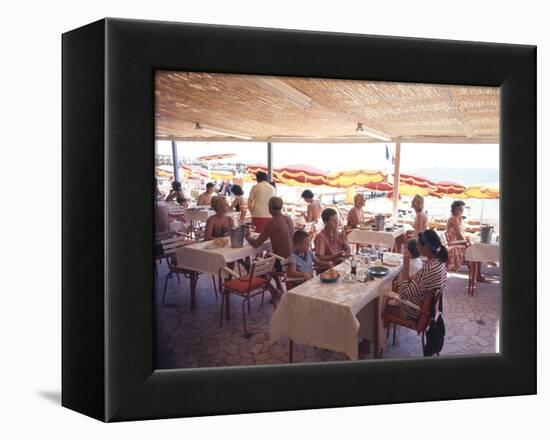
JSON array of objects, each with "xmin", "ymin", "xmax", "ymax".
[{"xmin": 319, "ymin": 268, "xmax": 340, "ymax": 283}]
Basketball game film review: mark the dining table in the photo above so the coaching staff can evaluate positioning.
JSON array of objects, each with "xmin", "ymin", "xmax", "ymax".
[
  {"xmin": 465, "ymin": 239, "xmax": 499, "ymax": 296},
  {"xmin": 175, "ymin": 234, "xmax": 271, "ymax": 310},
  {"xmin": 347, "ymin": 226, "xmax": 405, "ymax": 251},
  {"xmin": 270, "ymin": 259, "xmax": 402, "ymax": 361}
]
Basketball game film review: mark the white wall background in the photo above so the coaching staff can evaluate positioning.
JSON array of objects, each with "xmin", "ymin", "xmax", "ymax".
[{"xmin": 0, "ymin": 0, "xmax": 546, "ymax": 437}]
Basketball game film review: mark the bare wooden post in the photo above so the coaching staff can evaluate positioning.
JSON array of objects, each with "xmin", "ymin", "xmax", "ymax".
[{"xmin": 392, "ymin": 142, "xmax": 401, "ymax": 223}]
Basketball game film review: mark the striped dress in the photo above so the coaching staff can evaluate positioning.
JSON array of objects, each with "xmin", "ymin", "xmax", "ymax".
[{"xmin": 396, "ymin": 258, "xmax": 447, "ymax": 319}]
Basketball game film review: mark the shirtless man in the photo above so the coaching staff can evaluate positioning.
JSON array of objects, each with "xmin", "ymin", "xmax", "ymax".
[
  {"xmin": 197, "ymin": 182, "xmax": 216, "ymax": 206},
  {"xmin": 300, "ymin": 189, "xmax": 322, "ymax": 223},
  {"xmin": 245, "ymin": 197, "xmax": 294, "ymax": 271}
]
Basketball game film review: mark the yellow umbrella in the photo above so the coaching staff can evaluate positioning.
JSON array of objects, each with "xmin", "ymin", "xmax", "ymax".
[
  {"xmin": 464, "ymin": 184, "xmax": 499, "ymax": 199},
  {"xmin": 210, "ymin": 170, "xmax": 233, "ymax": 180},
  {"xmin": 327, "ymin": 169, "xmax": 387, "ymax": 188}
]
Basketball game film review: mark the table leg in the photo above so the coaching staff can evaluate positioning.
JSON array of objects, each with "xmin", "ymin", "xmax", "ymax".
[
  {"xmin": 190, "ymin": 271, "xmax": 197, "ymax": 310},
  {"xmin": 225, "ymin": 290, "xmax": 231, "ymax": 321},
  {"xmin": 289, "ymin": 339, "xmax": 294, "ymax": 363},
  {"xmin": 373, "ymin": 297, "xmax": 380, "ymax": 359},
  {"xmin": 470, "ymin": 263, "xmax": 478, "ymax": 296}
]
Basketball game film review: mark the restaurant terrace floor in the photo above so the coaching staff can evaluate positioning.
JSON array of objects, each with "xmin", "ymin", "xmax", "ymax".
[{"xmin": 155, "ymin": 261, "xmax": 499, "ymax": 369}]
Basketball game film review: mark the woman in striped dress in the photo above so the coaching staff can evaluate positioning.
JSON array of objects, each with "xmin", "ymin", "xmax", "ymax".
[{"xmin": 387, "ymin": 229, "xmax": 448, "ymax": 320}]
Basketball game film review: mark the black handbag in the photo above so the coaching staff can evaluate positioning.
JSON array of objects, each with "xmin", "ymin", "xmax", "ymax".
[{"xmin": 423, "ymin": 290, "xmax": 445, "ymax": 357}]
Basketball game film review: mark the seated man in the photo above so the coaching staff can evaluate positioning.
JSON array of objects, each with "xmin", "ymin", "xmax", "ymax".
[
  {"xmin": 245, "ymin": 197, "xmax": 294, "ymax": 274},
  {"xmin": 197, "ymin": 182, "xmax": 216, "ymax": 206},
  {"xmin": 287, "ymin": 230, "xmax": 333, "ymax": 285}
]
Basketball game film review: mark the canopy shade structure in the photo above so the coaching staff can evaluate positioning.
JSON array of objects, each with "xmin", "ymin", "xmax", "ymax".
[
  {"xmin": 155, "ymin": 72, "xmax": 499, "ymax": 143},
  {"xmin": 327, "ymin": 169, "xmax": 388, "ymax": 188}
]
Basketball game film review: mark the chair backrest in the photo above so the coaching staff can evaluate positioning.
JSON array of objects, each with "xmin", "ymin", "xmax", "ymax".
[
  {"xmin": 416, "ymin": 288, "xmax": 442, "ymax": 333},
  {"xmin": 250, "ymin": 255, "xmax": 277, "ymax": 278},
  {"xmin": 160, "ymin": 236, "xmax": 195, "ymax": 257}
]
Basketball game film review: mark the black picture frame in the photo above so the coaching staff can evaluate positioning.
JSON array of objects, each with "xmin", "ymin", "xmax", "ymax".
[{"xmin": 62, "ymin": 18, "xmax": 536, "ymax": 422}]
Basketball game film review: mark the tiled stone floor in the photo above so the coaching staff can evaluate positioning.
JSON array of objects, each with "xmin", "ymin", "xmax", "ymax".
[{"xmin": 155, "ymin": 263, "xmax": 500, "ymax": 369}]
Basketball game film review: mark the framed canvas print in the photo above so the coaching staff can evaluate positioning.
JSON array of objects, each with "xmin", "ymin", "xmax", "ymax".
[{"xmin": 62, "ymin": 18, "xmax": 536, "ymax": 422}]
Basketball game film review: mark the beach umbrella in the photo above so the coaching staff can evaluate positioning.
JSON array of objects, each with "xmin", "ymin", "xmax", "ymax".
[
  {"xmin": 209, "ymin": 170, "xmax": 233, "ymax": 181},
  {"xmin": 363, "ymin": 181, "xmax": 393, "ymax": 192},
  {"xmin": 464, "ymin": 184, "xmax": 499, "ymax": 199},
  {"xmin": 396, "ymin": 173, "xmax": 437, "ymax": 196},
  {"xmin": 182, "ymin": 164, "xmax": 209, "ymax": 180},
  {"xmin": 464, "ymin": 184, "xmax": 499, "ymax": 223},
  {"xmin": 195, "ymin": 153, "xmax": 236, "ymax": 162},
  {"xmin": 246, "ymin": 163, "xmax": 280, "ymax": 182},
  {"xmin": 327, "ymin": 169, "xmax": 388, "ymax": 188},
  {"xmin": 276, "ymin": 164, "xmax": 328, "ymax": 187},
  {"xmin": 155, "ymin": 165, "xmax": 173, "ymax": 178}
]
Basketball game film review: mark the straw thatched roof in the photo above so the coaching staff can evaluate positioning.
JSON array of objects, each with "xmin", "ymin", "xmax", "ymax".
[{"xmin": 155, "ymin": 71, "xmax": 499, "ymax": 143}]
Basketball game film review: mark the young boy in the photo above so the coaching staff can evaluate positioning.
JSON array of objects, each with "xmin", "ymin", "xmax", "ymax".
[
  {"xmin": 407, "ymin": 238, "xmax": 423, "ymax": 277},
  {"xmin": 286, "ymin": 230, "xmax": 332, "ymax": 284}
]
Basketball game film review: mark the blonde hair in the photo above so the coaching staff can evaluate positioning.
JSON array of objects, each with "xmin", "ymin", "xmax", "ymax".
[
  {"xmin": 411, "ymin": 195, "xmax": 424, "ymax": 212},
  {"xmin": 210, "ymin": 195, "xmax": 227, "ymax": 212}
]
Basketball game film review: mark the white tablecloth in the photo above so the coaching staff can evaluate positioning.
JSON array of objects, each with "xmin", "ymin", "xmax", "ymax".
[
  {"xmin": 347, "ymin": 227, "xmax": 404, "ymax": 249},
  {"xmin": 185, "ymin": 209, "xmax": 240, "ymax": 223},
  {"xmin": 465, "ymin": 243, "xmax": 499, "ymax": 263},
  {"xmin": 175, "ymin": 236, "xmax": 272, "ymax": 275},
  {"xmin": 270, "ymin": 263, "xmax": 402, "ymax": 360}
]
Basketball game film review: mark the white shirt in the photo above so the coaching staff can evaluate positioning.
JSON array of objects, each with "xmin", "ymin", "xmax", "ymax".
[
  {"xmin": 248, "ymin": 181, "xmax": 276, "ymax": 218},
  {"xmin": 409, "ymin": 257, "xmax": 423, "ymax": 277}
]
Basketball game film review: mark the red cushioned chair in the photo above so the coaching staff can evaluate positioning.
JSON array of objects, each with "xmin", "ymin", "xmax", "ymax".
[
  {"xmin": 219, "ymin": 255, "xmax": 278, "ymax": 339},
  {"xmin": 382, "ymin": 288, "xmax": 442, "ymax": 355}
]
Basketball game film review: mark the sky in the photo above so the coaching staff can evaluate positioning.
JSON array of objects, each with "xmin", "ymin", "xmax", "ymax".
[{"xmin": 156, "ymin": 140, "xmax": 499, "ymax": 172}]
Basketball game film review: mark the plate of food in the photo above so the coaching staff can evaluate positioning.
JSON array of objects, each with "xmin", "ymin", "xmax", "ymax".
[
  {"xmin": 367, "ymin": 266, "xmax": 390, "ymax": 277},
  {"xmin": 319, "ymin": 268, "xmax": 340, "ymax": 283},
  {"xmin": 205, "ymin": 238, "xmax": 228, "ymax": 249}
]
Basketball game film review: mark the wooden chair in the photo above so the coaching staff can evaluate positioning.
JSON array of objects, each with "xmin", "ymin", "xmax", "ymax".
[
  {"xmin": 160, "ymin": 235, "xmax": 218, "ymax": 304},
  {"xmin": 382, "ymin": 288, "xmax": 442, "ymax": 355},
  {"xmin": 219, "ymin": 255, "xmax": 279, "ymax": 338}
]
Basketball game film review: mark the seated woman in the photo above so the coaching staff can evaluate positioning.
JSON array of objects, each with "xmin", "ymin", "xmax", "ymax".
[
  {"xmin": 300, "ymin": 189, "xmax": 322, "ymax": 223},
  {"xmin": 204, "ymin": 196, "xmax": 234, "ymax": 241},
  {"xmin": 347, "ymin": 193, "xmax": 365, "ymax": 228},
  {"xmin": 411, "ymin": 194, "xmax": 428, "ymax": 238},
  {"xmin": 386, "ymin": 229, "xmax": 448, "ymax": 320},
  {"xmin": 314, "ymin": 208, "xmax": 351, "ymax": 266},
  {"xmin": 446, "ymin": 200, "xmax": 468, "ymax": 272},
  {"xmin": 229, "ymin": 184, "xmax": 247, "ymax": 222},
  {"xmin": 165, "ymin": 180, "xmax": 188, "ymax": 206},
  {"xmin": 287, "ymin": 230, "xmax": 333, "ymax": 284}
]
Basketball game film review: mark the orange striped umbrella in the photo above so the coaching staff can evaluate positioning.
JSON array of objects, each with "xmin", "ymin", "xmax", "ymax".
[
  {"xmin": 397, "ymin": 173, "xmax": 437, "ymax": 196},
  {"xmin": 276, "ymin": 164, "xmax": 328, "ymax": 186},
  {"xmin": 430, "ymin": 180, "xmax": 466, "ymax": 198}
]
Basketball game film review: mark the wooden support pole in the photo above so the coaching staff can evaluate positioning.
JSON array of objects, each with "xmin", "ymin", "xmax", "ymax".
[
  {"xmin": 171, "ymin": 140, "xmax": 180, "ymax": 182},
  {"xmin": 392, "ymin": 142, "xmax": 401, "ymax": 224}
]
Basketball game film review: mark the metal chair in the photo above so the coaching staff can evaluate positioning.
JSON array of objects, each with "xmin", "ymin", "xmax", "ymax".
[
  {"xmin": 219, "ymin": 255, "xmax": 279, "ymax": 338},
  {"xmin": 160, "ymin": 235, "xmax": 218, "ymax": 304}
]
